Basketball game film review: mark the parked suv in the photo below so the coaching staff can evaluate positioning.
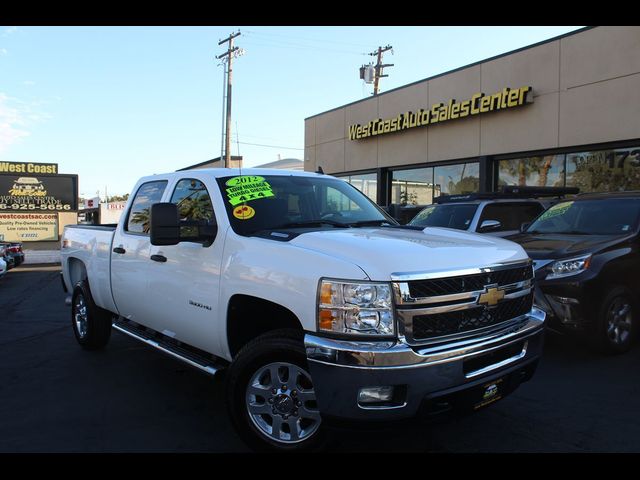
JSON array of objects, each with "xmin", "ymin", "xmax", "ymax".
[
  {"xmin": 407, "ymin": 186, "xmax": 578, "ymax": 237},
  {"xmin": 508, "ymin": 192, "xmax": 640, "ymax": 354}
]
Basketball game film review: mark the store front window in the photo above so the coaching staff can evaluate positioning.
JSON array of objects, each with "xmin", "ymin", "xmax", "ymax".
[
  {"xmin": 566, "ymin": 147, "xmax": 640, "ymax": 192},
  {"xmin": 340, "ymin": 173, "xmax": 378, "ymax": 202},
  {"xmin": 391, "ymin": 167, "xmax": 434, "ymax": 206},
  {"xmin": 498, "ymin": 155, "xmax": 565, "ymax": 187},
  {"xmin": 433, "ymin": 163, "xmax": 480, "ymax": 195},
  {"xmin": 497, "ymin": 147, "xmax": 640, "ymax": 193}
]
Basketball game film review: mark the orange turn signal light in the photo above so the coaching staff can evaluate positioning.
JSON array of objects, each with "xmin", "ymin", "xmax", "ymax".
[{"xmin": 319, "ymin": 309, "xmax": 334, "ymax": 330}]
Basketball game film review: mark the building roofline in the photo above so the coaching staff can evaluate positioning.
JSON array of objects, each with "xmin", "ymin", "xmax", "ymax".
[
  {"xmin": 177, "ymin": 156, "xmax": 243, "ymax": 171},
  {"xmin": 304, "ymin": 26, "xmax": 594, "ymax": 121}
]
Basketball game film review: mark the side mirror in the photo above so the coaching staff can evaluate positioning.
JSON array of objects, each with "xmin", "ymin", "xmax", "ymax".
[
  {"xmin": 478, "ymin": 219, "xmax": 502, "ymax": 233},
  {"xmin": 150, "ymin": 203, "xmax": 180, "ymax": 246},
  {"xmin": 520, "ymin": 222, "xmax": 531, "ymax": 233},
  {"xmin": 194, "ymin": 223, "xmax": 218, "ymax": 247}
]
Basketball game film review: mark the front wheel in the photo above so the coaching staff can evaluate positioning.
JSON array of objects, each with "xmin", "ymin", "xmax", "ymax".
[
  {"xmin": 594, "ymin": 286, "xmax": 637, "ymax": 354},
  {"xmin": 225, "ymin": 329, "xmax": 325, "ymax": 452}
]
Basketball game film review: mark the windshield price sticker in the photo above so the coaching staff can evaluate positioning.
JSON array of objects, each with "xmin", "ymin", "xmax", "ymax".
[
  {"xmin": 225, "ymin": 176, "xmax": 275, "ymax": 206},
  {"xmin": 538, "ymin": 201, "xmax": 574, "ymax": 221}
]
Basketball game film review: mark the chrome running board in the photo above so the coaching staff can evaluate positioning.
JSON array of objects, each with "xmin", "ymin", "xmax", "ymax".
[{"xmin": 112, "ymin": 318, "xmax": 225, "ymax": 377}]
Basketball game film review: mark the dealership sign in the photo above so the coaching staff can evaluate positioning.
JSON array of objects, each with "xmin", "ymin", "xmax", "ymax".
[
  {"xmin": 0, "ymin": 173, "xmax": 78, "ymax": 211},
  {"xmin": 0, "ymin": 161, "xmax": 58, "ymax": 175},
  {"xmin": 348, "ymin": 86, "xmax": 533, "ymax": 141},
  {"xmin": 0, "ymin": 213, "xmax": 58, "ymax": 242}
]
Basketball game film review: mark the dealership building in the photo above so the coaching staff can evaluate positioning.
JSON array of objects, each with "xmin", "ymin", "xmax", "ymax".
[{"xmin": 304, "ymin": 26, "xmax": 640, "ymax": 210}]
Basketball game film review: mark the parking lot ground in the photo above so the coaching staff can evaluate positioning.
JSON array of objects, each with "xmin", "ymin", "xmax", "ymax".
[{"xmin": 2, "ymin": 264, "xmax": 640, "ymax": 452}]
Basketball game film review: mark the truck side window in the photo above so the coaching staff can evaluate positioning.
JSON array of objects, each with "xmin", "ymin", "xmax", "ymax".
[
  {"xmin": 479, "ymin": 202, "xmax": 544, "ymax": 232},
  {"xmin": 169, "ymin": 179, "xmax": 215, "ymax": 239},
  {"xmin": 125, "ymin": 181, "xmax": 168, "ymax": 234}
]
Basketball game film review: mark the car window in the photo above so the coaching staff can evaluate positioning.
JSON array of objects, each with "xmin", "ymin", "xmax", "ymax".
[
  {"xmin": 170, "ymin": 178, "xmax": 216, "ymax": 239},
  {"xmin": 217, "ymin": 175, "xmax": 392, "ymax": 236},
  {"xmin": 528, "ymin": 199, "xmax": 640, "ymax": 235},
  {"xmin": 125, "ymin": 181, "xmax": 168, "ymax": 234},
  {"xmin": 478, "ymin": 202, "xmax": 544, "ymax": 231},
  {"xmin": 408, "ymin": 204, "xmax": 478, "ymax": 230}
]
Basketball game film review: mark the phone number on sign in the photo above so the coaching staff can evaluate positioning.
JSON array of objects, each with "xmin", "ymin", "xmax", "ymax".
[{"xmin": 0, "ymin": 203, "xmax": 72, "ymax": 211}]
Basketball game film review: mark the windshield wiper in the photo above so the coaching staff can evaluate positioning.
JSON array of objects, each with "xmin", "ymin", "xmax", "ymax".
[
  {"xmin": 343, "ymin": 219, "xmax": 397, "ymax": 227},
  {"xmin": 527, "ymin": 230, "xmax": 589, "ymax": 235},
  {"xmin": 269, "ymin": 220, "xmax": 350, "ymax": 229}
]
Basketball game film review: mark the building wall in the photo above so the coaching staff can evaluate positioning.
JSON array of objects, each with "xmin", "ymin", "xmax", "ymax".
[{"xmin": 305, "ymin": 26, "xmax": 640, "ymax": 175}]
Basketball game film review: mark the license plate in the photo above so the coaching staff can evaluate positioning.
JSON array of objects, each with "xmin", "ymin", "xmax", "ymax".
[{"xmin": 473, "ymin": 378, "xmax": 505, "ymax": 410}]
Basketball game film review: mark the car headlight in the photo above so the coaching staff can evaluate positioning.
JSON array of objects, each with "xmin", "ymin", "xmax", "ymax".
[
  {"xmin": 317, "ymin": 280, "xmax": 395, "ymax": 336},
  {"xmin": 546, "ymin": 254, "xmax": 592, "ymax": 280}
]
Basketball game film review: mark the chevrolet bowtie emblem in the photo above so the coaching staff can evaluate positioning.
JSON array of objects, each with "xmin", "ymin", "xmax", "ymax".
[{"xmin": 478, "ymin": 286, "xmax": 505, "ymax": 306}]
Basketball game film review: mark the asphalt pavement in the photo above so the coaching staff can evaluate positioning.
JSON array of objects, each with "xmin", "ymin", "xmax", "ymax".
[{"xmin": 2, "ymin": 264, "xmax": 640, "ymax": 453}]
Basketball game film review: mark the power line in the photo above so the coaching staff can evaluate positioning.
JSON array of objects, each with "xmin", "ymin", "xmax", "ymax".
[
  {"xmin": 244, "ymin": 29, "xmax": 377, "ymax": 49},
  {"xmin": 238, "ymin": 141, "xmax": 303, "ymax": 151},
  {"xmin": 241, "ymin": 37, "xmax": 367, "ymax": 56}
]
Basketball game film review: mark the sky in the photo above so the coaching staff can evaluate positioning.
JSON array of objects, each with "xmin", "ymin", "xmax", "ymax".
[{"xmin": 0, "ymin": 25, "xmax": 584, "ymax": 198}]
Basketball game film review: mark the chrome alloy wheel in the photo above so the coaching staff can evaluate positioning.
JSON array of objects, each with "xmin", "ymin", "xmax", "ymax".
[
  {"xmin": 246, "ymin": 362, "xmax": 321, "ymax": 444},
  {"xmin": 606, "ymin": 298, "xmax": 633, "ymax": 346},
  {"xmin": 74, "ymin": 294, "xmax": 88, "ymax": 339}
]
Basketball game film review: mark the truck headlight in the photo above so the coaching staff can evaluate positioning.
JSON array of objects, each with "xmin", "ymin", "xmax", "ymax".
[
  {"xmin": 546, "ymin": 254, "xmax": 592, "ymax": 280},
  {"xmin": 318, "ymin": 280, "xmax": 395, "ymax": 336}
]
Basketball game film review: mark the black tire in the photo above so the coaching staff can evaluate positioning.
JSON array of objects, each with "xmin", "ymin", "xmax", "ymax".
[
  {"xmin": 225, "ymin": 329, "xmax": 326, "ymax": 452},
  {"xmin": 593, "ymin": 286, "xmax": 637, "ymax": 354},
  {"xmin": 71, "ymin": 280, "xmax": 113, "ymax": 350}
]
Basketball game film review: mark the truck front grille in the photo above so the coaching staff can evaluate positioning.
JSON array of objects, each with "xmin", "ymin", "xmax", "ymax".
[
  {"xmin": 412, "ymin": 292, "xmax": 533, "ymax": 341},
  {"xmin": 407, "ymin": 265, "xmax": 532, "ymax": 298},
  {"xmin": 393, "ymin": 262, "xmax": 534, "ymax": 346}
]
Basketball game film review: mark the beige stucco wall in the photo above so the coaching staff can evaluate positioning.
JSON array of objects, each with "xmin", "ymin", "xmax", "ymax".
[{"xmin": 305, "ymin": 26, "xmax": 640, "ymax": 175}]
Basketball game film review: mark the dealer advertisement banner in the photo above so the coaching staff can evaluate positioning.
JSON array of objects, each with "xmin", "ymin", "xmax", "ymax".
[
  {"xmin": 0, "ymin": 173, "xmax": 78, "ymax": 212},
  {"xmin": 0, "ymin": 213, "xmax": 59, "ymax": 242}
]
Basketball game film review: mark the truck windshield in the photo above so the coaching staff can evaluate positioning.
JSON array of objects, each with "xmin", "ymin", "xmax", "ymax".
[
  {"xmin": 216, "ymin": 175, "xmax": 396, "ymax": 236},
  {"xmin": 408, "ymin": 204, "xmax": 478, "ymax": 230},
  {"xmin": 526, "ymin": 199, "xmax": 640, "ymax": 235}
]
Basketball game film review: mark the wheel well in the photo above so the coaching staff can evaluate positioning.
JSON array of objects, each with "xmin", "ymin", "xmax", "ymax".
[
  {"xmin": 68, "ymin": 257, "xmax": 88, "ymax": 288},
  {"xmin": 227, "ymin": 295, "xmax": 304, "ymax": 358}
]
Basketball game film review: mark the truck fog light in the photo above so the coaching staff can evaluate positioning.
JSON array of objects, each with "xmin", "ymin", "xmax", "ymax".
[{"xmin": 358, "ymin": 386, "xmax": 395, "ymax": 404}]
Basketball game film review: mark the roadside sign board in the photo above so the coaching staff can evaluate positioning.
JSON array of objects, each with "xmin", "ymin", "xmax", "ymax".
[
  {"xmin": 0, "ymin": 173, "xmax": 78, "ymax": 212},
  {"xmin": 0, "ymin": 213, "xmax": 59, "ymax": 242}
]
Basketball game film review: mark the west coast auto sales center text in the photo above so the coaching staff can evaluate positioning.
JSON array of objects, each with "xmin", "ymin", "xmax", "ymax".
[{"xmin": 0, "ymin": 161, "xmax": 78, "ymax": 246}]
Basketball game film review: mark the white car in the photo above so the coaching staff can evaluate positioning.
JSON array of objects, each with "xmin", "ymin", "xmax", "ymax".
[
  {"xmin": 61, "ymin": 168, "xmax": 545, "ymax": 451},
  {"xmin": 0, "ymin": 257, "xmax": 7, "ymax": 278}
]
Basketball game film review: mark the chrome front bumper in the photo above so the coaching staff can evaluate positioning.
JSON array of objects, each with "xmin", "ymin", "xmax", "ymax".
[{"xmin": 305, "ymin": 307, "xmax": 546, "ymax": 421}]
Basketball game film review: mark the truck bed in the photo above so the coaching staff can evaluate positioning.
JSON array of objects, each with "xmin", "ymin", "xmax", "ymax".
[{"xmin": 61, "ymin": 223, "xmax": 118, "ymax": 313}]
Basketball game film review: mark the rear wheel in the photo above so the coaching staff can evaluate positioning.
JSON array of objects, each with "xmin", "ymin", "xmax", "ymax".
[
  {"xmin": 225, "ymin": 329, "xmax": 325, "ymax": 452},
  {"xmin": 71, "ymin": 280, "xmax": 112, "ymax": 350}
]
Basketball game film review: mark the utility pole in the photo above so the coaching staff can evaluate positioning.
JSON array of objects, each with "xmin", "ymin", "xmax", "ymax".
[
  {"xmin": 216, "ymin": 30, "xmax": 243, "ymax": 168},
  {"xmin": 370, "ymin": 45, "xmax": 394, "ymax": 96}
]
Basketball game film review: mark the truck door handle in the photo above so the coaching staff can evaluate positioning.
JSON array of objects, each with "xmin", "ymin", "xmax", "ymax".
[
  {"xmin": 113, "ymin": 247, "xmax": 126, "ymax": 254},
  {"xmin": 150, "ymin": 254, "xmax": 167, "ymax": 263}
]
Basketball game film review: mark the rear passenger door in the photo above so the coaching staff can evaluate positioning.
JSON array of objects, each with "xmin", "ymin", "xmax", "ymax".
[
  {"xmin": 111, "ymin": 180, "xmax": 168, "ymax": 323},
  {"xmin": 477, "ymin": 202, "xmax": 545, "ymax": 237}
]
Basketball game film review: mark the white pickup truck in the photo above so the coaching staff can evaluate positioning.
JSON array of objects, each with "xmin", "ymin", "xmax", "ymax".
[{"xmin": 61, "ymin": 168, "xmax": 546, "ymax": 451}]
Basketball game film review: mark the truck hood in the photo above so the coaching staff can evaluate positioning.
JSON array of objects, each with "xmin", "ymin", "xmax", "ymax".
[{"xmin": 289, "ymin": 226, "xmax": 528, "ymax": 280}]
